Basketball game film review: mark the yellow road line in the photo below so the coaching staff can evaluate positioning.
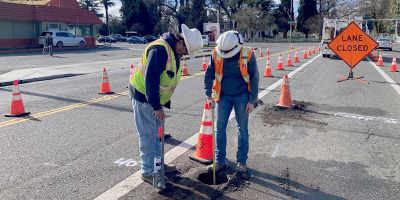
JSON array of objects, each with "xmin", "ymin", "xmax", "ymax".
[{"xmin": 0, "ymin": 72, "xmax": 206, "ymax": 128}]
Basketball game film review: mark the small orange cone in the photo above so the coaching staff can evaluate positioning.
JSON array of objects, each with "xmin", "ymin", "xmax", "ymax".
[
  {"xmin": 318, "ymin": 44, "xmax": 321, "ymax": 51},
  {"xmin": 373, "ymin": 49, "xmax": 378, "ymax": 61},
  {"xmin": 201, "ymin": 55, "xmax": 207, "ymax": 71},
  {"xmin": 390, "ymin": 55, "xmax": 399, "ymax": 72},
  {"xmin": 263, "ymin": 57, "xmax": 272, "ymax": 77},
  {"xmin": 189, "ymin": 100, "xmax": 214, "ymax": 164},
  {"xmin": 377, "ymin": 53, "xmax": 384, "ymax": 66},
  {"xmin": 294, "ymin": 50, "xmax": 300, "ymax": 62},
  {"xmin": 99, "ymin": 68, "xmax": 114, "ymax": 94},
  {"xmin": 291, "ymin": 43, "xmax": 293, "ymax": 49},
  {"xmin": 276, "ymin": 53, "xmax": 284, "ymax": 70},
  {"xmin": 267, "ymin": 47, "xmax": 270, "ymax": 55},
  {"xmin": 312, "ymin": 45, "xmax": 316, "ymax": 54},
  {"xmin": 181, "ymin": 58, "xmax": 189, "ymax": 76},
  {"xmin": 5, "ymin": 80, "xmax": 30, "ymax": 117},
  {"xmin": 260, "ymin": 48, "xmax": 264, "ymax": 57},
  {"xmin": 286, "ymin": 52, "xmax": 293, "ymax": 66},
  {"xmin": 308, "ymin": 47, "xmax": 312, "ymax": 56},
  {"xmin": 303, "ymin": 48, "xmax": 308, "ymax": 59},
  {"xmin": 276, "ymin": 74, "xmax": 292, "ymax": 108}
]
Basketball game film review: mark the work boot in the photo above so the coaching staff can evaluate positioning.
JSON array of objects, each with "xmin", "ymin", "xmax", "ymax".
[
  {"xmin": 235, "ymin": 163, "xmax": 247, "ymax": 174},
  {"xmin": 164, "ymin": 164, "xmax": 178, "ymax": 172},
  {"xmin": 206, "ymin": 163, "xmax": 226, "ymax": 173},
  {"xmin": 141, "ymin": 174, "xmax": 169, "ymax": 184}
]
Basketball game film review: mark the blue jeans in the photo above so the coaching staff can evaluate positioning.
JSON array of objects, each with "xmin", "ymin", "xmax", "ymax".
[
  {"xmin": 215, "ymin": 93, "xmax": 249, "ymax": 165},
  {"xmin": 130, "ymin": 97, "xmax": 162, "ymax": 176}
]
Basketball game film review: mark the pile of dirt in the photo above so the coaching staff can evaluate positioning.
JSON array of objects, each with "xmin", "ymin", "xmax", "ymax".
[{"xmin": 261, "ymin": 100, "xmax": 328, "ymax": 127}]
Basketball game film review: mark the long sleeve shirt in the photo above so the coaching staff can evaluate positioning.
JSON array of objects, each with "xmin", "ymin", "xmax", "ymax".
[
  {"xmin": 129, "ymin": 33, "xmax": 180, "ymax": 111},
  {"xmin": 204, "ymin": 50, "xmax": 259, "ymax": 104}
]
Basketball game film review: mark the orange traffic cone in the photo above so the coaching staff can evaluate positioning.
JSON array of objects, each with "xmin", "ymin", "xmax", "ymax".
[
  {"xmin": 260, "ymin": 48, "xmax": 264, "ymax": 57},
  {"xmin": 276, "ymin": 74, "xmax": 292, "ymax": 108},
  {"xmin": 312, "ymin": 45, "xmax": 316, "ymax": 54},
  {"xmin": 5, "ymin": 80, "xmax": 30, "ymax": 117},
  {"xmin": 267, "ymin": 47, "xmax": 270, "ymax": 55},
  {"xmin": 318, "ymin": 44, "xmax": 321, "ymax": 51},
  {"xmin": 303, "ymin": 48, "xmax": 308, "ymax": 59},
  {"xmin": 181, "ymin": 58, "xmax": 189, "ymax": 76},
  {"xmin": 201, "ymin": 55, "xmax": 207, "ymax": 71},
  {"xmin": 277, "ymin": 53, "xmax": 284, "ymax": 70},
  {"xmin": 294, "ymin": 50, "xmax": 300, "ymax": 62},
  {"xmin": 99, "ymin": 68, "xmax": 114, "ymax": 94},
  {"xmin": 373, "ymin": 49, "xmax": 378, "ymax": 61},
  {"xmin": 377, "ymin": 53, "xmax": 384, "ymax": 66},
  {"xmin": 189, "ymin": 100, "xmax": 214, "ymax": 164},
  {"xmin": 308, "ymin": 47, "xmax": 312, "ymax": 56},
  {"xmin": 390, "ymin": 55, "xmax": 399, "ymax": 72},
  {"xmin": 286, "ymin": 52, "xmax": 293, "ymax": 66},
  {"xmin": 263, "ymin": 57, "xmax": 272, "ymax": 77},
  {"xmin": 291, "ymin": 43, "xmax": 293, "ymax": 49}
]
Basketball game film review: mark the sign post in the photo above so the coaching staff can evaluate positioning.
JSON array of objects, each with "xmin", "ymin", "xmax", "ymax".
[{"xmin": 328, "ymin": 22, "xmax": 379, "ymax": 84}]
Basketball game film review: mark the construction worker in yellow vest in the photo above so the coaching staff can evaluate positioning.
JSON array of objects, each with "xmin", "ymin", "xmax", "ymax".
[
  {"xmin": 204, "ymin": 30, "xmax": 259, "ymax": 175},
  {"xmin": 129, "ymin": 24, "xmax": 203, "ymax": 184}
]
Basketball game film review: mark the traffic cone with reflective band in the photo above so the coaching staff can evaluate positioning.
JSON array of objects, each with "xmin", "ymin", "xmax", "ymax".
[
  {"xmin": 99, "ymin": 68, "xmax": 114, "ymax": 94},
  {"xmin": 286, "ymin": 52, "xmax": 293, "ymax": 66},
  {"xmin": 276, "ymin": 74, "xmax": 292, "ymax": 108},
  {"xmin": 291, "ymin": 43, "xmax": 293, "ymax": 49},
  {"xmin": 308, "ymin": 47, "xmax": 312, "ymax": 56},
  {"xmin": 5, "ymin": 80, "xmax": 30, "ymax": 117},
  {"xmin": 201, "ymin": 55, "xmax": 207, "ymax": 71},
  {"xmin": 263, "ymin": 57, "xmax": 272, "ymax": 77},
  {"xmin": 181, "ymin": 58, "xmax": 189, "ymax": 76},
  {"xmin": 276, "ymin": 53, "xmax": 284, "ymax": 70},
  {"xmin": 267, "ymin": 47, "xmax": 270, "ymax": 55},
  {"xmin": 294, "ymin": 50, "xmax": 300, "ymax": 62},
  {"xmin": 260, "ymin": 48, "xmax": 264, "ymax": 57},
  {"xmin": 189, "ymin": 100, "xmax": 214, "ymax": 164},
  {"xmin": 377, "ymin": 53, "xmax": 384, "ymax": 66},
  {"xmin": 318, "ymin": 44, "xmax": 321, "ymax": 51},
  {"xmin": 373, "ymin": 49, "xmax": 378, "ymax": 61},
  {"xmin": 390, "ymin": 55, "xmax": 399, "ymax": 72},
  {"xmin": 312, "ymin": 45, "xmax": 316, "ymax": 54},
  {"xmin": 303, "ymin": 48, "xmax": 308, "ymax": 59}
]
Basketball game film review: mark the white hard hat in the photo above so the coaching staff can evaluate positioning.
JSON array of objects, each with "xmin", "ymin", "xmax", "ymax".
[
  {"xmin": 181, "ymin": 24, "xmax": 203, "ymax": 59},
  {"xmin": 216, "ymin": 31, "xmax": 243, "ymax": 58}
]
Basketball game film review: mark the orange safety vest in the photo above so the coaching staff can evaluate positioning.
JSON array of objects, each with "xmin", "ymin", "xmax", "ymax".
[{"xmin": 212, "ymin": 46, "xmax": 253, "ymax": 101}]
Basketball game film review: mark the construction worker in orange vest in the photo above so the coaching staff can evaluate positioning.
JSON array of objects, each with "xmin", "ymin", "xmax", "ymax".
[
  {"xmin": 129, "ymin": 24, "xmax": 203, "ymax": 184},
  {"xmin": 204, "ymin": 30, "xmax": 259, "ymax": 175}
]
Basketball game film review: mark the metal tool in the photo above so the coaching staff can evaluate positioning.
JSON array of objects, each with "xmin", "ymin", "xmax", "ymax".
[{"xmin": 153, "ymin": 122, "xmax": 166, "ymax": 189}]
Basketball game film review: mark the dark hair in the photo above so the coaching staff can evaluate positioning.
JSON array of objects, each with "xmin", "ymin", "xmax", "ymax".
[{"xmin": 174, "ymin": 33, "xmax": 186, "ymax": 47}]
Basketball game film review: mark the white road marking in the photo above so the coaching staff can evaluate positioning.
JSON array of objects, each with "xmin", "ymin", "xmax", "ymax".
[
  {"xmin": 334, "ymin": 112, "xmax": 398, "ymax": 124},
  {"xmin": 95, "ymin": 54, "xmax": 321, "ymax": 200},
  {"xmin": 367, "ymin": 57, "xmax": 400, "ymax": 96},
  {"xmin": 272, "ymin": 128, "xmax": 293, "ymax": 157}
]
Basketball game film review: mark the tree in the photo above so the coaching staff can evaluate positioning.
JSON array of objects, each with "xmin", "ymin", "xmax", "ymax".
[
  {"xmin": 233, "ymin": 4, "xmax": 268, "ymax": 40},
  {"xmin": 121, "ymin": 0, "xmax": 152, "ymax": 35},
  {"xmin": 273, "ymin": 0, "xmax": 292, "ymax": 38},
  {"xmin": 187, "ymin": 0, "xmax": 208, "ymax": 32},
  {"xmin": 79, "ymin": 0, "xmax": 103, "ymax": 18},
  {"xmin": 391, "ymin": 0, "xmax": 400, "ymax": 15},
  {"xmin": 297, "ymin": 0, "xmax": 318, "ymax": 38},
  {"xmin": 101, "ymin": 0, "xmax": 116, "ymax": 35}
]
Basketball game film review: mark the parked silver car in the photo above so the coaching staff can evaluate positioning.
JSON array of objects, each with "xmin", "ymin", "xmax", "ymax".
[{"xmin": 377, "ymin": 38, "xmax": 393, "ymax": 51}]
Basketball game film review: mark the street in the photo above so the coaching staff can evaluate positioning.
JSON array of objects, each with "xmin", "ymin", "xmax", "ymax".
[{"xmin": 0, "ymin": 42, "xmax": 399, "ymax": 200}]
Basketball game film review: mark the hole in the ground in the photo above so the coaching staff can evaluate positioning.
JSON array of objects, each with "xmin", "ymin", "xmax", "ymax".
[{"xmin": 197, "ymin": 171, "xmax": 228, "ymax": 185}]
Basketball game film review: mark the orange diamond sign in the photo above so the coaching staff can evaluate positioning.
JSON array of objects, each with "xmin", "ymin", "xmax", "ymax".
[{"xmin": 328, "ymin": 22, "xmax": 378, "ymax": 68}]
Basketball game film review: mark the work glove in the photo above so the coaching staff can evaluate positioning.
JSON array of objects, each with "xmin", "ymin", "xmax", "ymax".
[{"xmin": 164, "ymin": 100, "xmax": 171, "ymax": 109}]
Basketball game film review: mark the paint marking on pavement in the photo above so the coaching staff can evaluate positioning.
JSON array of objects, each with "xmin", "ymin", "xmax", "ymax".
[
  {"xmin": 334, "ymin": 112, "xmax": 398, "ymax": 124},
  {"xmin": 367, "ymin": 57, "xmax": 400, "ymax": 96},
  {"xmin": 95, "ymin": 54, "xmax": 321, "ymax": 199},
  {"xmin": 271, "ymin": 128, "xmax": 293, "ymax": 157}
]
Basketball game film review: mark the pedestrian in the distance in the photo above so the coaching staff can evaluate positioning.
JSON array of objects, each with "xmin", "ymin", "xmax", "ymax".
[
  {"xmin": 204, "ymin": 30, "xmax": 259, "ymax": 175},
  {"xmin": 129, "ymin": 24, "xmax": 203, "ymax": 184},
  {"xmin": 45, "ymin": 33, "xmax": 53, "ymax": 56}
]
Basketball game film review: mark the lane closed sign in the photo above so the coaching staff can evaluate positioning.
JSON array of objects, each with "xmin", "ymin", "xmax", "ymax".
[{"xmin": 328, "ymin": 22, "xmax": 378, "ymax": 68}]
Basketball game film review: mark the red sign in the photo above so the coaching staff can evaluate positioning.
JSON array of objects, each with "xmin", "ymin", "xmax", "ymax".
[{"xmin": 328, "ymin": 22, "xmax": 378, "ymax": 68}]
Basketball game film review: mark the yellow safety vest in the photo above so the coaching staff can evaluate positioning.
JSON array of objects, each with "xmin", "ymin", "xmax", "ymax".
[
  {"xmin": 212, "ymin": 46, "xmax": 252, "ymax": 101},
  {"xmin": 130, "ymin": 39, "xmax": 182, "ymax": 105}
]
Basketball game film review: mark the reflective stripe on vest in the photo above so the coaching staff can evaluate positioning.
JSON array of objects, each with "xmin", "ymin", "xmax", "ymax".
[
  {"xmin": 130, "ymin": 39, "xmax": 182, "ymax": 105},
  {"xmin": 212, "ymin": 46, "xmax": 252, "ymax": 101}
]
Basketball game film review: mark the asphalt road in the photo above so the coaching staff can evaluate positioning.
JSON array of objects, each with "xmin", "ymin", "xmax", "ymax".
[{"xmin": 0, "ymin": 42, "xmax": 399, "ymax": 200}]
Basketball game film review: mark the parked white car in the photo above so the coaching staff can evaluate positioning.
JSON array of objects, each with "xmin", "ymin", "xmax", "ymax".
[
  {"xmin": 202, "ymin": 35, "xmax": 209, "ymax": 46},
  {"xmin": 38, "ymin": 31, "xmax": 85, "ymax": 48}
]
